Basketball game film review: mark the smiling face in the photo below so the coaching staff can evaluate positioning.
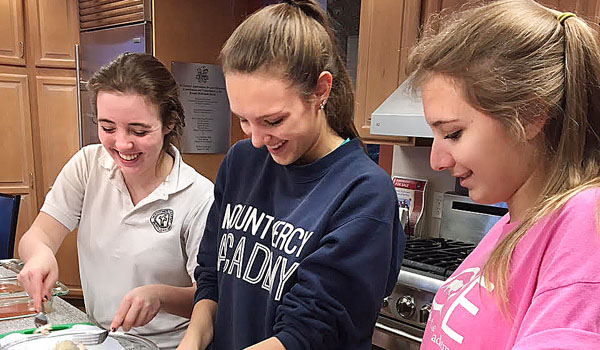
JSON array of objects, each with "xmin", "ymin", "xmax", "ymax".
[
  {"xmin": 226, "ymin": 71, "xmax": 338, "ymax": 165},
  {"xmin": 422, "ymin": 74, "xmax": 542, "ymax": 207},
  {"xmin": 96, "ymin": 91, "xmax": 169, "ymax": 181}
]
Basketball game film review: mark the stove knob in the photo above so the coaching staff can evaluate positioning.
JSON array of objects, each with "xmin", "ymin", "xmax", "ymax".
[
  {"xmin": 396, "ymin": 296, "xmax": 415, "ymax": 318},
  {"xmin": 381, "ymin": 297, "xmax": 389, "ymax": 308},
  {"xmin": 420, "ymin": 303, "xmax": 432, "ymax": 323}
]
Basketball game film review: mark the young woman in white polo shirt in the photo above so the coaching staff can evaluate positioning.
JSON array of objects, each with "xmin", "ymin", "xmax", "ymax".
[{"xmin": 17, "ymin": 53, "xmax": 214, "ymax": 349}]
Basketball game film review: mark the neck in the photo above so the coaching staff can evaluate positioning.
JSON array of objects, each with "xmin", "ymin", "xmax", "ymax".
[
  {"xmin": 506, "ymin": 157, "xmax": 550, "ymax": 223},
  {"xmin": 124, "ymin": 150, "xmax": 174, "ymax": 205}
]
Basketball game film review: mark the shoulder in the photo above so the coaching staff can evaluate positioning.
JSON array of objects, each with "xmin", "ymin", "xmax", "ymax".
[
  {"xmin": 333, "ymin": 145, "xmax": 396, "ymax": 197},
  {"xmin": 534, "ymin": 187, "xmax": 600, "ymax": 288},
  {"xmin": 546, "ymin": 187, "xmax": 600, "ymax": 234}
]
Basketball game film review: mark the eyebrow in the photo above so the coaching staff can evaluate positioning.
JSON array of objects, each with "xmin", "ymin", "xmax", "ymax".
[
  {"xmin": 97, "ymin": 118, "xmax": 151, "ymax": 128},
  {"xmin": 233, "ymin": 111, "xmax": 287, "ymax": 120},
  {"xmin": 431, "ymin": 119, "xmax": 460, "ymax": 127}
]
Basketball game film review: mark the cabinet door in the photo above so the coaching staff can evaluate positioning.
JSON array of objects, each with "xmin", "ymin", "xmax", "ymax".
[
  {"xmin": 0, "ymin": 72, "xmax": 37, "ymax": 252},
  {"xmin": 35, "ymin": 75, "xmax": 79, "ymax": 199},
  {"xmin": 0, "ymin": 73, "xmax": 35, "ymax": 192},
  {"xmin": 354, "ymin": 0, "xmax": 420, "ymax": 145},
  {"xmin": 0, "ymin": 0, "xmax": 25, "ymax": 66},
  {"xmin": 28, "ymin": 0, "xmax": 79, "ymax": 68},
  {"xmin": 35, "ymin": 74, "xmax": 81, "ymax": 296}
]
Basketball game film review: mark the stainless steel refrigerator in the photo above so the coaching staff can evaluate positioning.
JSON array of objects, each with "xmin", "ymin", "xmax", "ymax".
[{"xmin": 76, "ymin": 0, "xmax": 152, "ymax": 147}]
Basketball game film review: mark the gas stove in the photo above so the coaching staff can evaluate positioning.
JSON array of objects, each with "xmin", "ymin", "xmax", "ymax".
[
  {"xmin": 377, "ymin": 238, "xmax": 473, "ymax": 338},
  {"xmin": 372, "ymin": 193, "xmax": 507, "ymax": 350}
]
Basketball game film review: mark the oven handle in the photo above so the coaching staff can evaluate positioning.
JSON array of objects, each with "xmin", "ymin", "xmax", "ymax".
[{"xmin": 375, "ymin": 322, "xmax": 423, "ymax": 343}]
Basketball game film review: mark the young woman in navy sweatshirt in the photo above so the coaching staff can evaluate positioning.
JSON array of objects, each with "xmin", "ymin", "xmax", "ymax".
[{"xmin": 178, "ymin": 1, "xmax": 405, "ymax": 349}]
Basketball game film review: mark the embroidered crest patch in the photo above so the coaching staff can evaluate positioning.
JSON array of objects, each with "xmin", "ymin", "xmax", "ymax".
[{"xmin": 150, "ymin": 209, "xmax": 174, "ymax": 233}]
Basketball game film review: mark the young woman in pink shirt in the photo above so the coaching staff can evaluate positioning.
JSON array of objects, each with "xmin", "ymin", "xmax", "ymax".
[{"xmin": 409, "ymin": 1, "xmax": 600, "ymax": 349}]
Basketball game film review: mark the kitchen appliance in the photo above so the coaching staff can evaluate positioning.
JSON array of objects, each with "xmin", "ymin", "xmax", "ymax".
[
  {"xmin": 372, "ymin": 193, "xmax": 508, "ymax": 349},
  {"xmin": 76, "ymin": 0, "xmax": 152, "ymax": 147},
  {"xmin": 370, "ymin": 76, "xmax": 432, "ymax": 138}
]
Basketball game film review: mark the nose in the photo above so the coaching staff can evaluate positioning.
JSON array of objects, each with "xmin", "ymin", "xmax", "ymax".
[
  {"xmin": 430, "ymin": 138, "xmax": 454, "ymax": 171},
  {"xmin": 115, "ymin": 131, "xmax": 134, "ymax": 150},
  {"xmin": 249, "ymin": 126, "xmax": 271, "ymax": 149}
]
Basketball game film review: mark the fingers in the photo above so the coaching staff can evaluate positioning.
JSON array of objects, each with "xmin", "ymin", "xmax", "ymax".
[
  {"xmin": 110, "ymin": 297, "xmax": 130, "ymax": 332},
  {"xmin": 110, "ymin": 296, "xmax": 158, "ymax": 332},
  {"xmin": 17, "ymin": 270, "xmax": 46, "ymax": 312}
]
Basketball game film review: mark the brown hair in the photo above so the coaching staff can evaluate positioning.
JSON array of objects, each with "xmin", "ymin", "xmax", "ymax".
[
  {"xmin": 408, "ymin": 0, "xmax": 600, "ymax": 309},
  {"xmin": 87, "ymin": 52, "xmax": 185, "ymax": 152},
  {"xmin": 219, "ymin": 0, "xmax": 361, "ymax": 142}
]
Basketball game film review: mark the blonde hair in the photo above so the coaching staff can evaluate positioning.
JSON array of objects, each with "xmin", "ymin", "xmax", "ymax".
[
  {"xmin": 408, "ymin": 0, "xmax": 600, "ymax": 309},
  {"xmin": 219, "ymin": 0, "xmax": 361, "ymax": 142}
]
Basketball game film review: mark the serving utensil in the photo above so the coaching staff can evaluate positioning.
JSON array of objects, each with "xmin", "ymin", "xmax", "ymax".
[{"xmin": 33, "ymin": 302, "xmax": 48, "ymax": 328}]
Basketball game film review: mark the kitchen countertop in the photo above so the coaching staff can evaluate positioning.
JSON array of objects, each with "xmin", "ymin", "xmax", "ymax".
[{"xmin": 0, "ymin": 267, "xmax": 89, "ymax": 335}]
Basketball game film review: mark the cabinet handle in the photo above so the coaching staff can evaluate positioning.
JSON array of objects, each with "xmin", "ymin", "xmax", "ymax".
[
  {"xmin": 75, "ymin": 44, "xmax": 83, "ymax": 149},
  {"xmin": 19, "ymin": 41, "xmax": 24, "ymax": 58},
  {"xmin": 29, "ymin": 172, "xmax": 33, "ymax": 189}
]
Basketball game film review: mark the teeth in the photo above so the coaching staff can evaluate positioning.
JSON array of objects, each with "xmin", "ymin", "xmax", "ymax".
[
  {"xmin": 269, "ymin": 141, "xmax": 285, "ymax": 150},
  {"xmin": 118, "ymin": 152, "xmax": 139, "ymax": 161}
]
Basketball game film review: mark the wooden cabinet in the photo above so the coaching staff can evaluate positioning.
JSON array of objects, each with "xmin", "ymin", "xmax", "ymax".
[
  {"xmin": 0, "ymin": 0, "xmax": 25, "ymax": 66},
  {"xmin": 28, "ymin": 0, "xmax": 79, "ymax": 68},
  {"xmin": 35, "ymin": 75, "xmax": 79, "ymax": 196},
  {"xmin": 0, "ymin": 69, "xmax": 38, "ymax": 251},
  {"xmin": 0, "ymin": 0, "xmax": 80, "ymax": 296},
  {"xmin": 354, "ymin": 0, "xmax": 420, "ymax": 145}
]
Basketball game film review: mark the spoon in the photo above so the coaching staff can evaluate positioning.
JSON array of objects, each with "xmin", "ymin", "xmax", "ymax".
[{"xmin": 33, "ymin": 301, "xmax": 48, "ymax": 328}]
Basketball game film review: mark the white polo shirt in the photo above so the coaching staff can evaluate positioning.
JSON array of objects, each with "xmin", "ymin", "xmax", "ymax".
[{"xmin": 41, "ymin": 144, "xmax": 214, "ymax": 349}]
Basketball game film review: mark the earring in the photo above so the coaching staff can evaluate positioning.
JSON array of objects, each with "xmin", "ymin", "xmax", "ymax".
[{"xmin": 320, "ymin": 100, "xmax": 327, "ymax": 110}]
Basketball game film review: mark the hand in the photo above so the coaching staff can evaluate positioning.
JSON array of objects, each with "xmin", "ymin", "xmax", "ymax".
[
  {"xmin": 17, "ymin": 253, "xmax": 59, "ymax": 312},
  {"xmin": 110, "ymin": 285, "xmax": 162, "ymax": 332}
]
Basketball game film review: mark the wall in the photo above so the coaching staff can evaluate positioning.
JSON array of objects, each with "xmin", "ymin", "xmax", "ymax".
[{"xmin": 392, "ymin": 145, "xmax": 455, "ymax": 238}]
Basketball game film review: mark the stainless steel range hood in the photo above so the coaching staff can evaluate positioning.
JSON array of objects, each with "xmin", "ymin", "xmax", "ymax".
[{"xmin": 369, "ymin": 78, "xmax": 433, "ymax": 138}]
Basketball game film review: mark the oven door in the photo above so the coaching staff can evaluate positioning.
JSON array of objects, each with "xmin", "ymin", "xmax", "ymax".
[{"xmin": 372, "ymin": 315, "xmax": 422, "ymax": 350}]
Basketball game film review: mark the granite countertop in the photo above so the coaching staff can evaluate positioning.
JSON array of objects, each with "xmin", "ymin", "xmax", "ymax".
[{"xmin": 0, "ymin": 266, "xmax": 89, "ymax": 335}]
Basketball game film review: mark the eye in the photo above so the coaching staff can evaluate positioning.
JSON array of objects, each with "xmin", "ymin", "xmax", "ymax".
[
  {"xmin": 444, "ymin": 130, "xmax": 462, "ymax": 140},
  {"xmin": 265, "ymin": 118, "xmax": 282, "ymax": 126},
  {"xmin": 132, "ymin": 130, "xmax": 148, "ymax": 136},
  {"xmin": 100, "ymin": 126, "xmax": 115, "ymax": 133}
]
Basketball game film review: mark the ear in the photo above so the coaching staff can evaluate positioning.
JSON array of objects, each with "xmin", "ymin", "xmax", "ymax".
[
  {"xmin": 524, "ymin": 114, "xmax": 547, "ymax": 141},
  {"xmin": 163, "ymin": 121, "xmax": 175, "ymax": 136},
  {"xmin": 314, "ymin": 71, "xmax": 333, "ymax": 110}
]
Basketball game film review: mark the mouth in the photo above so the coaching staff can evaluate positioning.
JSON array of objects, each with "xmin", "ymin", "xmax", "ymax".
[
  {"xmin": 267, "ymin": 140, "xmax": 287, "ymax": 151},
  {"xmin": 117, "ymin": 151, "xmax": 140, "ymax": 161},
  {"xmin": 454, "ymin": 170, "xmax": 473, "ymax": 183}
]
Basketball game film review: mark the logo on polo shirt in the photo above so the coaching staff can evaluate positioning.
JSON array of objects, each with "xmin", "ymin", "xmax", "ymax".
[{"xmin": 150, "ymin": 209, "xmax": 174, "ymax": 233}]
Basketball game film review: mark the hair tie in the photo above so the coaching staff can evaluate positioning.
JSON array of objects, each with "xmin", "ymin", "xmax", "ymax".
[{"xmin": 557, "ymin": 12, "xmax": 576, "ymax": 25}]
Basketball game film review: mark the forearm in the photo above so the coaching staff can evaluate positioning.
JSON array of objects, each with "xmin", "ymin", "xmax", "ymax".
[
  {"xmin": 154, "ymin": 284, "xmax": 196, "ymax": 319},
  {"xmin": 179, "ymin": 299, "xmax": 217, "ymax": 349},
  {"xmin": 244, "ymin": 337, "xmax": 286, "ymax": 350}
]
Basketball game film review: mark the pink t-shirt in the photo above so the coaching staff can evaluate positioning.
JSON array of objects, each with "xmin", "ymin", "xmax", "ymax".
[{"xmin": 421, "ymin": 188, "xmax": 600, "ymax": 350}]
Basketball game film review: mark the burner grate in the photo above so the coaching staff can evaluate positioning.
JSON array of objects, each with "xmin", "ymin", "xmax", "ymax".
[{"xmin": 402, "ymin": 238, "xmax": 475, "ymax": 277}]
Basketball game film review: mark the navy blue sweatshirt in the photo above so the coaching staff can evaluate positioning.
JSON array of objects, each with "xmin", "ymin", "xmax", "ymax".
[{"xmin": 194, "ymin": 138, "xmax": 405, "ymax": 350}]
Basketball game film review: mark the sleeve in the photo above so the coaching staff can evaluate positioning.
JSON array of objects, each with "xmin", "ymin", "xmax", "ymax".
[
  {"xmin": 182, "ymin": 182, "xmax": 214, "ymax": 281},
  {"xmin": 193, "ymin": 153, "xmax": 229, "ymax": 304},
  {"xmin": 39, "ymin": 147, "xmax": 90, "ymax": 231},
  {"xmin": 273, "ymin": 179, "xmax": 405, "ymax": 350},
  {"xmin": 513, "ymin": 283, "xmax": 600, "ymax": 349}
]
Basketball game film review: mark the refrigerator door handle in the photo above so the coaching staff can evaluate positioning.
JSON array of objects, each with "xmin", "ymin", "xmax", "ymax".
[{"xmin": 75, "ymin": 44, "xmax": 83, "ymax": 149}]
